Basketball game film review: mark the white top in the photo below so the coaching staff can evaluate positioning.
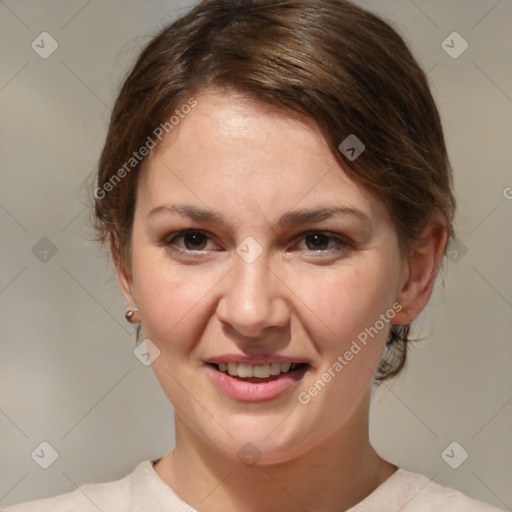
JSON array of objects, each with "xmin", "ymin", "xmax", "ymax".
[{"xmin": 3, "ymin": 458, "xmax": 504, "ymax": 511}]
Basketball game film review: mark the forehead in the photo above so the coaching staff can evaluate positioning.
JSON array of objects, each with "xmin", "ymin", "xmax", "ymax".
[
  {"xmin": 150, "ymin": 90, "xmax": 333, "ymax": 172},
  {"xmin": 137, "ymin": 91, "xmax": 390, "ymax": 228}
]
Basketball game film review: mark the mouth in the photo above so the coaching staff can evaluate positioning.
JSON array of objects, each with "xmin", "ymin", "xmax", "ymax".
[
  {"xmin": 207, "ymin": 361, "xmax": 310, "ymax": 382},
  {"xmin": 204, "ymin": 354, "xmax": 311, "ymax": 401}
]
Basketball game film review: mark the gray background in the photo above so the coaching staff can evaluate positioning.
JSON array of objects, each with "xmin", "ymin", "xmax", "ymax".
[{"xmin": 0, "ymin": 0, "xmax": 511, "ymax": 509}]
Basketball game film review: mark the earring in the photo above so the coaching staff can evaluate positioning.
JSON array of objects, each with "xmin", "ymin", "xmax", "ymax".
[{"xmin": 125, "ymin": 308, "xmax": 140, "ymax": 324}]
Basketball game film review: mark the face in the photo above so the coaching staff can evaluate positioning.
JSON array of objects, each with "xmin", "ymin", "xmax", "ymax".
[{"xmin": 118, "ymin": 91, "xmax": 421, "ymax": 464}]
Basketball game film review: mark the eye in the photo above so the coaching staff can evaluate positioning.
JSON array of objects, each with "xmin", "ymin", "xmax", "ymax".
[
  {"xmin": 295, "ymin": 231, "xmax": 349, "ymax": 253},
  {"xmin": 163, "ymin": 229, "xmax": 214, "ymax": 252},
  {"xmin": 160, "ymin": 229, "xmax": 350, "ymax": 256}
]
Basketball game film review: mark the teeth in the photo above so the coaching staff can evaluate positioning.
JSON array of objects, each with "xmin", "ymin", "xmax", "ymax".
[
  {"xmin": 227, "ymin": 362, "xmax": 238, "ymax": 376},
  {"xmin": 237, "ymin": 363, "xmax": 253, "ymax": 378},
  {"xmin": 217, "ymin": 362, "xmax": 301, "ymax": 378},
  {"xmin": 269, "ymin": 362, "xmax": 282, "ymax": 375},
  {"xmin": 253, "ymin": 364, "xmax": 271, "ymax": 378}
]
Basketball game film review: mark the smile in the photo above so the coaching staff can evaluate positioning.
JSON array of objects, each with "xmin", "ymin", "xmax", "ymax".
[
  {"xmin": 214, "ymin": 361, "xmax": 307, "ymax": 379},
  {"xmin": 205, "ymin": 361, "xmax": 310, "ymax": 402}
]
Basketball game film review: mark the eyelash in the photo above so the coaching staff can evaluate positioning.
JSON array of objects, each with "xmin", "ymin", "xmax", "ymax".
[{"xmin": 160, "ymin": 229, "xmax": 351, "ymax": 256}]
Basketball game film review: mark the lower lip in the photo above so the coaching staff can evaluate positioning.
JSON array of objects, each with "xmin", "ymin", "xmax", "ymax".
[{"xmin": 205, "ymin": 364, "xmax": 309, "ymax": 402}]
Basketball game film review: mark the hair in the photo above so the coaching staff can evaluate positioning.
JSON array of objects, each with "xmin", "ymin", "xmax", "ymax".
[{"xmin": 87, "ymin": 0, "xmax": 456, "ymax": 383}]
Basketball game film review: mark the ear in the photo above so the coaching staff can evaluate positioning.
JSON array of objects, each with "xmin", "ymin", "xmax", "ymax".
[
  {"xmin": 393, "ymin": 220, "xmax": 448, "ymax": 325},
  {"xmin": 111, "ymin": 241, "xmax": 137, "ymax": 308},
  {"xmin": 116, "ymin": 264, "xmax": 137, "ymax": 308}
]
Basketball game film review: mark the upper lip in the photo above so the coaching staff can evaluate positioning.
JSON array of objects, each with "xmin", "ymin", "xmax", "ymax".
[{"xmin": 205, "ymin": 354, "xmax": 309, "ymax": 366}]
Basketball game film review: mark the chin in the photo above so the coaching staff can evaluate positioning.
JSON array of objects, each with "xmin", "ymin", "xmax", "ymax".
[{"xmin": 195, "ymin": 418, "xmax": 319, "ymax": 467}]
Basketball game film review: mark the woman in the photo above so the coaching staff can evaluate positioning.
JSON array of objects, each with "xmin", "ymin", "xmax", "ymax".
[{"xmin": 5, "ymin": 0, "xmax": 504, "ymax": 510}]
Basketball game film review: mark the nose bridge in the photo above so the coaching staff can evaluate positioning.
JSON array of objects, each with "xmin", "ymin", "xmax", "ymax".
[{"xmin": 237, "ymin": 251, "xmax": 271, "ymax": 300}]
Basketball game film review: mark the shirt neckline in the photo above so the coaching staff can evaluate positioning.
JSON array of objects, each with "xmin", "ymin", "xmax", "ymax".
[{"xmin": 141, "ymin": 458, "xmax": 406, "ymax": 509}]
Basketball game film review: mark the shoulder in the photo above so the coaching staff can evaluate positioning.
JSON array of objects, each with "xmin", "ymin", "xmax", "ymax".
[
  {"xmin": 3, "ymin": 459, "xmax": 190, "ymax": 512},
  {"xmin": 3, "ymin": 462, "xmax": 138, "ymax": 512},
  {"xmin": 361, "ymin": 468, "xmax": 505, "ymax": 512}
]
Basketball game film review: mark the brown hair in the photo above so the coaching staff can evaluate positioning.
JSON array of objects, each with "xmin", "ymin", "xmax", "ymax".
[{"xmin": 87, "ymin": 0, "xmax": 456, "ymax": 383}]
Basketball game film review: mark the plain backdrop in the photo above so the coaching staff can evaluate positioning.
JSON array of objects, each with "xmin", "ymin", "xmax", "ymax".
[{"xmin": 0, "ymin": 0, "xmax": 511, "ymax": 509}]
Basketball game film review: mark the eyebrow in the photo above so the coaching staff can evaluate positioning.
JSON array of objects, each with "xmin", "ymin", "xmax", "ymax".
[{"xmin": 148, "ymin": 203, "xmax": 371, "ymax": 229}]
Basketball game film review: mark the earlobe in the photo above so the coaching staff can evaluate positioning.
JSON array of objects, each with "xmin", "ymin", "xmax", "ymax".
[{"xmin": 393, "ymin": 222, "xmax": 448, "ymax": 325}]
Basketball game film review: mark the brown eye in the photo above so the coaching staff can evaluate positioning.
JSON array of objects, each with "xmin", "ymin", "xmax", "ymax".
[
  {"xmin": 181, "ymin": 232, "xmax": 207, "ymax": 250},
  {"xmin": 304, "ymin": 233, "xmax": 331, "ymax": 251},
  {"xmin": 298, "ymin": 232, "xmax": 348, "ymax": 253},
  {"xmin": 164, "ymin": 230, "xmax": 212, "ymax": 252}
]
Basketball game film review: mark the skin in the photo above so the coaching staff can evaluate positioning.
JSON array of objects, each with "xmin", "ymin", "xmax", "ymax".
[{"xmin": 117, "ymin": 90, "xmax": 447, "ymax": 512}]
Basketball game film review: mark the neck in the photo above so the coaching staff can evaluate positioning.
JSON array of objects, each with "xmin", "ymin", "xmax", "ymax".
[{"xmin": 154, "ymin": 392, "xmax": 397, "ymax": 512}]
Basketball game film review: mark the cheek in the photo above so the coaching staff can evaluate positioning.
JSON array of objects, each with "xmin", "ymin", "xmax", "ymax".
[
  {"xmin": 295, "ymin": 260, "xmax": 399, "ymax": 352},
  {"xmin": 131, "ymin": 245, "xmax": 211, "ymax": 353},
  {"xmin": 132, "ymin": 251, "xmax": 211, "ymax": 411}
]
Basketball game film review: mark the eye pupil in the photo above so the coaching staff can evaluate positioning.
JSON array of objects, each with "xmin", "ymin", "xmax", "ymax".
[
  {"xmin": 306, "ymin": 233, "xmax": 329, "ymax": 250},
  {"xmin": 184, "ymin": 233, "xmax": 206, "ymax": 250}
]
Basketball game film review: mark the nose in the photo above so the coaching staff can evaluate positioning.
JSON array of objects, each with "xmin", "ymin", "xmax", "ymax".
[{"xmin": 216, "ymin": 252, "xmax": 290, "ymax": 338}]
